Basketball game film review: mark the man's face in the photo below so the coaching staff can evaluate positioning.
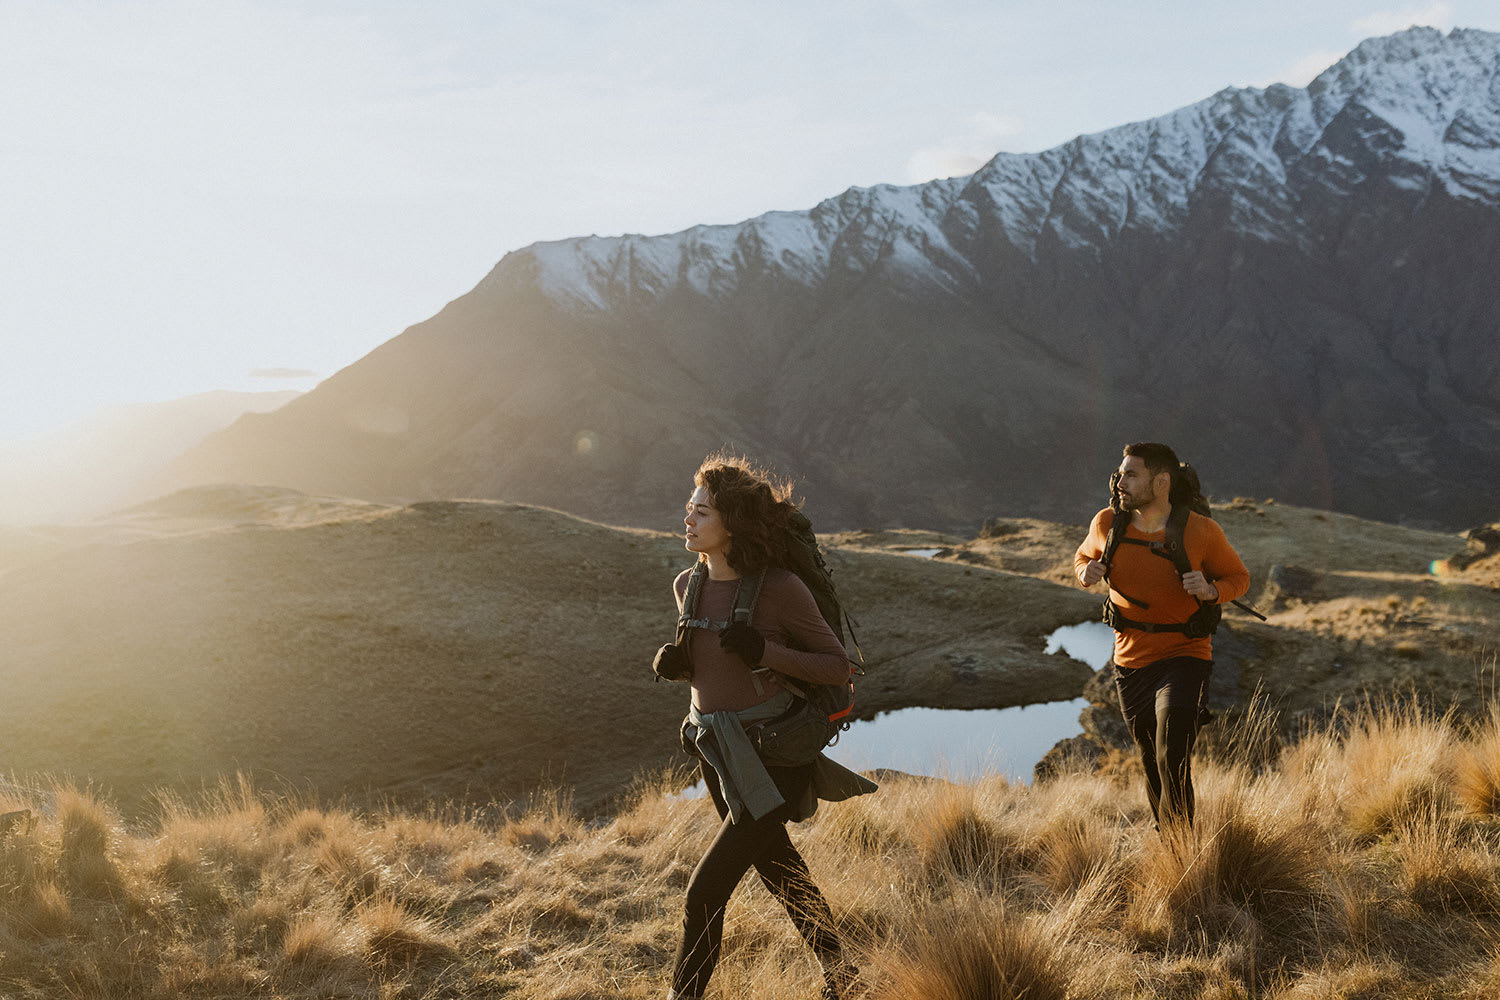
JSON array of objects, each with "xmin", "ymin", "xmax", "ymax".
[{"xmin": 1115, "ymin": 455, "xmax": 1164, "ymax": 512}]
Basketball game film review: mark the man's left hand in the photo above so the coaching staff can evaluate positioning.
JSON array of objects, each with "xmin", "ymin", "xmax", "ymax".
[{"xmin": 1181, "ymin": 571, "xmax": 1219, "ymax": 601}]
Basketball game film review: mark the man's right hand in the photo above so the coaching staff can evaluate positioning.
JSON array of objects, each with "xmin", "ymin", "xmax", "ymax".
[{"xmin": 1078, "ymin": 559, "xmax": 1107, "ymax": 587}]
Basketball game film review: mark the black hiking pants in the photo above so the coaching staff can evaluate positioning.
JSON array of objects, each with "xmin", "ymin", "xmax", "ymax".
[
  {"xmin": 1115, "ymin": 656, "xmax": 1212, "ymax": 829},
  {"xmin": 670, "ymin": 757, "xmax": 841, "ymax": 998}
]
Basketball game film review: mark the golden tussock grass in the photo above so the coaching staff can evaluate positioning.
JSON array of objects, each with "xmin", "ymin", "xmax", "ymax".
[
  {"xmin": 1, "ymin": 699, "xmax": 1500, "ymax": 997},
  {"xmin": 1337, "ymin": 700, "xmax": 1460, "ymax": 839},
  {"xmin": 1454, "ymin": 709, "xmax": 1500, "ymax": 817},
  {"xmin": 872, "ymin": 893, "xmax": 1070, "ymax": 1000},
  {"xmin": 1126, "ymin": 790, "xmax": 1333, "ymax": 949}
]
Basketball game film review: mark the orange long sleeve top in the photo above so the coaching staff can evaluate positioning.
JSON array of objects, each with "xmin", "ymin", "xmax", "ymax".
[{"xmin": 1074, "ymin": 508, "xmax": 1250, "ymax": 670}]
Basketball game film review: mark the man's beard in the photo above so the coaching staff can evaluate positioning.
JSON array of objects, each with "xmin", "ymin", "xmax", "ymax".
[{"xmin": 1117, "ymin": 485, "xmax": 1154, "ymax": 511}]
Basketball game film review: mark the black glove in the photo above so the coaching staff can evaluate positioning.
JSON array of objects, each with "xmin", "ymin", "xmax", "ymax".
[
  {"xmin": 718, "ymin": 622, "xmax": 765, "ymax": 666},
  {"xmin": 652, "ymin": 643, "xmax": 692, "ymax": 682}
]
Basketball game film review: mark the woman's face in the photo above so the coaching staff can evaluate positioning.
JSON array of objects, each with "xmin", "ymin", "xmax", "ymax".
[{"xmin": 684, "ymin": 485, "xmax": 731, "ymax": 557}]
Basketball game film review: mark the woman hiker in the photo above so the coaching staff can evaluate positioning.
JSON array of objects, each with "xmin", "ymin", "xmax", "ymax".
[{"xmin": 653, "ymin": 454, "xmax": 873, "ymax": 1000}]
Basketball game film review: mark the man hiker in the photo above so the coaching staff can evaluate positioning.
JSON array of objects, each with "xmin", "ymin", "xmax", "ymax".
[{"xmin": 1074, "ymin": 442, "xmax": 1250, "ymax": 829}]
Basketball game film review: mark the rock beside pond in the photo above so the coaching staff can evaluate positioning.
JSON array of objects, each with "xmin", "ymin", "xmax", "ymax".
[
  {"xmin": 1264, "ymin": 563, "xmax": 1322, "ymax": 604},
  {"xmin": 1032, "ymin": 734, "xmax": 1109, "ymax": 780}
]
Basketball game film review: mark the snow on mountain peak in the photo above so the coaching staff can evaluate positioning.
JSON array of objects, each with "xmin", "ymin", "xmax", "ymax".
[{"xmin": 496, "ymin": 28, "xmax": 1498, "ymax": 310}]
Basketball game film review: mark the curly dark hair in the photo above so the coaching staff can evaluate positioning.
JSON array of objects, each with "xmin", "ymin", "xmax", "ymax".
[{"xmin": 693, "ymin": 452, "xmax": 801, "ymax": 576}]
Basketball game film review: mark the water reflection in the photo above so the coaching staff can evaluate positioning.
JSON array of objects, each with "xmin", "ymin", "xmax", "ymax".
[
  {"xmin": 827, "ymin": 698, "xmax": 1088, "ymax": 783},
  {"xmin": 1045, "ymin": 619, "xmax": 1114, "ymax": 669}
]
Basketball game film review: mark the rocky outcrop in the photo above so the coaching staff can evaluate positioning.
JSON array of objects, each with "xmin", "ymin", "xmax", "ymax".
[
  {"xmin": 1263, "ymin": 564, "xmax": 1324, "ymax": 605},
  {"xmin": 1450, "ymin": 524, "xmax": 1500, "ymax": 571}
]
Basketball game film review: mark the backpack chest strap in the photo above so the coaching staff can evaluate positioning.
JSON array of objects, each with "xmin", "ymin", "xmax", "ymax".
[{"xmin": 680, "ymin": 616, "xmax": 731, "ymax": 632}]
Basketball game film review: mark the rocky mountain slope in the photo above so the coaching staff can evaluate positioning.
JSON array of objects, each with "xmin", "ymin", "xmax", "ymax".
[{"xmin": 153, "ymin": 28, "xmax": 1500, "ymax": 532}]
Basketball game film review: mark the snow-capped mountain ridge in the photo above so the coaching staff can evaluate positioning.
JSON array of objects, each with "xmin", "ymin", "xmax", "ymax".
[
  {"xmin": 161, "ymin": 27, "xmax": 1500, "ymax": 531},
  {"xmin": 500, "ymin": 26, "xmax": 1496, "ymax": 307}
]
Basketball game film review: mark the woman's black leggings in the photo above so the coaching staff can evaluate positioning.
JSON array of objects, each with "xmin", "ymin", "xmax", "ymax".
[
  {"xmin": 670, "ymin": 758, "xmax": 841, "ymax": 998},
  {"xmin": 1116, "ymin": 657, "xmax": 1211, "ymax": 828}
]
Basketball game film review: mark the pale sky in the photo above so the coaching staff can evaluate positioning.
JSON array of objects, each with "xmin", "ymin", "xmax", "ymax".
[{"xmin": 1, "ymin": 0, "xmax": 1493, "ymax": 440}]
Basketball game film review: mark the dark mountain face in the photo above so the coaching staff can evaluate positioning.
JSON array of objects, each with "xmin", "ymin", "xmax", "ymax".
[{"xmin": 162, "ymin": 28, "xmax": 1500, "ymax": 531}]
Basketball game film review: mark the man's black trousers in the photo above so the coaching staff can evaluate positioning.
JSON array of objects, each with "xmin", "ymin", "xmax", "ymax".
[{"xmin": 1115, "ymin": 656, "xmax": 1212, "ymax": 828}]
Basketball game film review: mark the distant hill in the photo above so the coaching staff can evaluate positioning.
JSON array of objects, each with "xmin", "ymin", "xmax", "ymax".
[
  {"xmin": 0, "ymin": 390, "xmax": 300, "ymax": 524},
  {"xmin": 0, "ymin": 486, "xmax": 1097, "ymax": 816},
  {"xmin": 2, "ymin": 482, "xmax": 1487, "ymax": 817},
  {"xmin": 155, "ymin": 28, "xmax": 1499, "ymax": 531}
]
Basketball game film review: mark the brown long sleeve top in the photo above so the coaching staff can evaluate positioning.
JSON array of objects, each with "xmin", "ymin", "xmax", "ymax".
[{"xmin": 673, "ymin": 565, "xmax": 849, "ymax": 713}]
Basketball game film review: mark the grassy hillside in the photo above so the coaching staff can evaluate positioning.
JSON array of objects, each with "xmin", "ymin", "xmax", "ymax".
[
  {"xmin": 2, "ymin": 698, "xmax": 1499, "ymax": 998},
  {"xmin": 2, "ymin": 485, "xmax": 1489, "ymax": 820},
  {"xmin": 0, "ymin": 487, "xmax": 1097, "ymax": 817}
]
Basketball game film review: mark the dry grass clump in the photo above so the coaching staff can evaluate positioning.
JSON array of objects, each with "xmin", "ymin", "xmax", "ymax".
[
  {"xmin": 357, "ymin": 895, "xmax": 455, "ymax": 966},
  {"xmin": 1391, "ymin": 808, "xmax": 1499, "ymax": 915},
  {"xmin": 281, "ymin": 908, "xmax": 364, "ymax": 973},
  {"xmin": 499, "ymin": 786, "xmax": 586, "ymax": 852},
  {"xmin": 1127, "ymin": 786, "xmax": 1333, "ymax": 950},
  {"xmin": 913, "ymin": 783, "xmax": 1010, "ymax": 880},
  {"xmin": 1033, "ymin": 814, "xmax": 1120, "ymax": 895},
  {"xmin": 5, "ymin": 697, "xmax": 1500, "ymax": 997},
  {"xmin": 817, "ymin": 787, "xmax": 907, "ymax": 858},
  {"xmin": 873, "ymin": 893, "xmax": 1071, "ymax": 1000},
  {"xmin": 1336, "ymin": 700, "xmax": 1458, "ymax": 839},
  {"xmin": 57, "ymin": 784, "xmax": 121, "ymax": 898},
  {"xmin": 1197, "ymin": 687, "xmax": 1286, "ymax": 772},
  {"xmin": 15, "ymin": 879, "xmax": 75, "ymax": 938},
  {"xmin": 1268, "ymin": 959, "xmax": 1408, "ymax": 998},
  {"xmin": 1454, "ymin": 709, "xmax": 1500, "ymax": 817}
]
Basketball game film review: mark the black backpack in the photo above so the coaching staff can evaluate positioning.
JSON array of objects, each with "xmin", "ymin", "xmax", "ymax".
[
  {"xmin": 675, "ymin": 509, "xmax": 861, "ymax": 745},
  {"xmin": 1099, "ymin": 464, "xmax": 1263, "ymax": 638}
]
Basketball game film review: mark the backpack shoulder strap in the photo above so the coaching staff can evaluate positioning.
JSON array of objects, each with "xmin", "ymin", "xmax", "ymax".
[
  {"xmin": 1100, "ymin": 507, "xmax": 1155, "ymax": 610},
  {"xmin": 1101, "ymin": 507, "xmax": 1130, "ymax": 573},
  {"xmin": 676, "ymin": 562, "xmax": 710, "ymax": 644},
  {"xmin": 1166, "ymin": 504, "xmax": 1214, "ymax": 623},
  {"xmin": 732, "ymin": 571, "xmax": 765, "ymax": 625},
  {"xmin": 1165, "ymin": 504, "xmax": 1194, "ymax": 578},
  {"xmin": 731, "ymin": 571, "xmax": 769, "ymax": 696}
]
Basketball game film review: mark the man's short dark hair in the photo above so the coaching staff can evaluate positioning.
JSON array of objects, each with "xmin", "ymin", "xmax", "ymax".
[{"xmin": 1123, "ymin": 442, "xmax": 1180, "ymax": 482}]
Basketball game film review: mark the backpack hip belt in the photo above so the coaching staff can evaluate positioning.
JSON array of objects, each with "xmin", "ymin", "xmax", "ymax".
[{"xmin": 1102, "ymin": 600, "xmax": 1219, "ymax": 640}]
